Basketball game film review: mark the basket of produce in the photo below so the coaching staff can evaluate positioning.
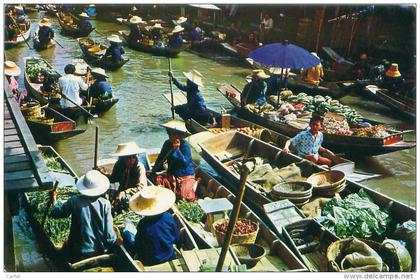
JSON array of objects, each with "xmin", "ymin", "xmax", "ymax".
[
  {"xmin": 213, "ymin": 218, "xmax": 259, "ymax": 246},
  {"xmin": 231, "ymin": 244, "xmax": 266, "ymax": 268},
  {"xmin": 88, "ymin": 45, "xmax": 102, "ymax": 53}
]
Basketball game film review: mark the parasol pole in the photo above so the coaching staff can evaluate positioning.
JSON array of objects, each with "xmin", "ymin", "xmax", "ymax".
[
  {"xmin": 168, "ymin": 58, "xmax": 175, "ymax": 119},
  {"xmin": 277, "ymin": 68, "xmax": 284, "ymax": 107}
]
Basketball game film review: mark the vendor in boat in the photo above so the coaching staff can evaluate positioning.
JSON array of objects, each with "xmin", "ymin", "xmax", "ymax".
[
  {"xmin": 149, "ymin": 120, "xmax": 197, "ymax": 202},
  {"xmin": 50, "ymin": 170, "xmax": 120, "ymax": 263},
  {"xmin": 302, "ymin": 52, "xmax": 324, "ymax": 86},
  {"xmin": 151, "ymin": 23, "xmax": 164, "ymax": 42},
  {"xmin": 168, "ymin": 25, "xmax": 184, "ymax": 49},
  {"xmin": 241, "ymin": 69, "xmax": 269, "ymax": 106},
  {"xmin": 168, "ymin": 69, "xmax": 213, "ymax": 125},
  {"xmin": 128, "ymin": 16, "xmax": 145, "ymax": 42},
  {"xmin": 226, "ymin": 22, "xmax": 241, "ymax": 44},
  {"xmin": 176, "ymin": 16, "xmax": 190, "ymax": 32},
  {"xmin": 283, "ymin": 116, "xmax": 334, "ymax": 167},
  {"xmin": 37, "ymin": 18, "xmax": 54, "ymax": 47},
  {"xmin": 189, "ymin": 21, "xmax": 202, "ymax": 46},
  {"xmin": 353, "ymin": 53, "xmax": 371, "ymax": 80},
  {"xmin": 14, "ymin": 5, "xmax": 27, "ymax": 26},
  {"xmin": 58, "ymin": 64, "xmax": 89, "ymax": 108},
  {"xmin": 122, "ymin": 186, "xmax": 179, "ymax": 266},
  {"xmin": 90, "ymin": 67, "xmax": 114, "ymax": 100},
  {"xmin": 105, "ymin": 34, "xmax": 125, "ymax": 63},
  {"xmin": 77, "ymin": 12, "xmax": 92, "ymax": 30},
  {"xmin": 5, "ymin": 8, "xmax": 17, "ymax": 41},
  {"xmin": 5, "ymin": 61, "xmax": 26, "ymax": 104},
  {"xmin": 99, "ymin": 142, "xmax": 148, "ymax": 213},
  {"xmin": 382, "ymin": 63, "xmax": 404, "ymax": 93},
  {"xmin": 266, "ymin": 67, "xmax": 289, "ymax": 96}
]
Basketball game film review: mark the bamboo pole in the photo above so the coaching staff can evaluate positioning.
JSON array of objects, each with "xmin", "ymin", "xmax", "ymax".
[
  {"xmin": 315, "ymin": 6, "xmax": 326, "ymax": 53},
  {"xmin": 94, "ymin": 126, "xmax": 99, "ymax": 169},
  {"xmin": 168, "ymin": 58, "xmax": 175, "ymax": 119}
]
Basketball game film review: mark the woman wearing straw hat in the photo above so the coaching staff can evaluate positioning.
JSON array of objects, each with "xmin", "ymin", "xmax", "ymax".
[
  {"xmin": 122, "ymin": 186, "xmax": 179, "ymax": 265},
  {"xmin": 5, "ymin": 61, "xmax": 26, "ymax": 104},
  {"xmin": 168, "ymin": 25, "xmax": 184, "ymax": 49},
  {"xmin": 5, "ymin": 8, "xmax": 17, "ymax": 41},
  {"xmin": 77, "ymin": 12, "xmax": 92, "ymax": 30},
  {"xmin": 37, "ymin": 18, "xmax": 54, "ymax": 48},
  {"xmin": 168, "ymin": 69, "xmax": 213, "ymax": 125},
  {"xmin": 382, "ymin": 63, "xmax": 404, "ymax": 93},
  {"xmin": 105, "ymin": 34, "xmax": 125, "ymax": 63},
  {"xmin": 128, "ymin": 16, "xmax": 145, "ymax": 42},
  {"xmin": 101, "ymin": 142, "xmax": 148, "ymax": 212},
  {"xmin": 50, "ymin": 170, "xmax": 119, "ymax": 262},
  {"xmin": 241, "ymin": 69, "xmax": 269, "ymax": 106},
  {"xmin": 150, "ymin": 120, "xmax": 197, "ymax": 202},
  {"xmin": 90, "ymin": 67, "xmax": 113, "ymax": 100}
]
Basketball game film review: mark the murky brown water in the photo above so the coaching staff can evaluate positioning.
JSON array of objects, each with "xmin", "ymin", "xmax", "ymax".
[{"xmin": 6, "ymin": 11, "xmax": 416, "ymax": 208}]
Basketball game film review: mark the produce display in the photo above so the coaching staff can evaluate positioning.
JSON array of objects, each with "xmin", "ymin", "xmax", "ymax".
[
  {"xmin": 215, "ymin": 219, "xmax": 257, "ymax": 235},
  {"xmin": 26, "ymin": 58, "xmax": 60, "ymax": 83},
  {"xmin": 353, "ymin": 125, "xmax": 390, "ymax": 138},
  {"xmin": 177, "ymin": 200, "xmax": 204, "ymax": 223},
  {"xmin": 321, "ymin": 190, "xmax": 392, "ymax": 240},
  {"xmin": 41, "ymin": 152, "xmax": 65, "ymax": 172},
  {"xmin": 209, "ymin": 126, "xmax": 261, "ymax": 137}
]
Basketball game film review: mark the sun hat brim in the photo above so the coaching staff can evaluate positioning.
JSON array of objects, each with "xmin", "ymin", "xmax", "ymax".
[
  {"xmin": 76, "ymin": 173, "xmax": 110, "ymax": 196},
  {"xmin": 183, "ymin": 71, "xmax": 203, "ymax": 87},
  {"xmin": 91, "ymin": 69, "xmax": 109, "ymax": 78},
  {"xmin": 111, "ymin": 147, "xmax": 146, "ymax": 157},
  {"xmin": 129, "ymin": 186, "xmax": 175, "ymax": 216},
  {"xmin": 5, "ymin": 66, "xmax": 21, "ymax": 77}
]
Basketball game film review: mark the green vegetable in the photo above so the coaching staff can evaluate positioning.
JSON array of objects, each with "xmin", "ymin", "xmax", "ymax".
[{"xmin": 177, "ymin": 200, "xmax": 204, "ymax": 223}]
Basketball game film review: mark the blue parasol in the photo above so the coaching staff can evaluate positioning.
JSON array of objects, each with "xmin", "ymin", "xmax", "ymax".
[{"xmin": 249, "ymin": 41, "xmax": 320, "ymax": 69}]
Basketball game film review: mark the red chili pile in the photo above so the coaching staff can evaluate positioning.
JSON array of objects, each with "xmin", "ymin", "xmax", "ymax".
[{"xmin": 215, "ymin": 219, "xmax": 257, "ymax": 235}]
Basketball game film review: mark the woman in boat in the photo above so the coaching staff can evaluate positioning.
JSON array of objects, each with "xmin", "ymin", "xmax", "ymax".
[
  {"xmin": 382, "ymin": 63, "xmax": 404, "ymax": 93},
  {"xmin": 14, "ymin": 5, "xmax": 27, "ymax": 27},
  {"xmin": 283, "ymin": 115, "xmax": 334, "ymax": 167},
  {"xmin": 168, "ymin": 69, "xmax": 213, "ymax": 125},
  {"xmin": 189, "ymin": 21, "xmax": 201, "ymax": 47},
  {"xmin": 176, "ymin": 16, "xmax": 190, "ymax": 32},
  {"xmin": 128, "ymin": 16, "xmax": 145, "ymax": 42},
  {"xmin": 353, "ymin": 53, "xmax": 371, "ymax": 80},
  {"xmin": 50, "ymin": 170, "xmax": 120, "ymax": 263},
  {"xmin": 122, "ymin": 186, "xmax": 179, "ymax": 266},
  {"xmin": 77, "ymin": 12, "xmax": 92, "ymax": 30},
  {"xmin": 90, "ymin": 67, "xmax": 113, "ymax": 100},
  {"xmin": 150, "ymin": 120, "xmax": 197, "ymax": 202},
  {"xmin": 5, "ymin": 61, "xmax": 26, "ymax": 104},
  {"xmin": 99, "ymin": 142, "xmax": 148, "ymax": 213},
  {"xmin": 104, "ymin": 34, "xmax": 125, "ymax": 64},
  {"xmin": 302, "ymin": 52, "xmax": 324, "ymax": 86},
  {"xmin": 168, "ymin": 25, "xmax": 184, "ymax": 49},
  {"xmin": 37, "ymin": 18, "xmax": 54, "ymax": 48},
  {"xmin": 58, "ymin": 64, "xmax": 89, "ymax": 108},
  {"xmin": 5, "ymin": 8, "xmax": 16, "ymax": 41},
  {"xmin": 241, "ymin": 69, "xmax": 269, "ymax": 106},
  {"xmin": 151, "ymin": 23, "xmax": 164, "ymax": 42}
]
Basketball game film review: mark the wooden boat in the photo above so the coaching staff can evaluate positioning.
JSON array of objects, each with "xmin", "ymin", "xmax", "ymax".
[
  {"xmin": 174, "ymin": 166, "xmax": 308, "ymax": 271},
  {"xmin": 217, "ymin": 84, "xmax": 415, "ymax": 156},
  {"xmin": 23, "ymin": 104, "xmax": 86, "ymax": 142},
  {"xmin": 24, "ymin": 57, "xmax": 118, "ymax": 120},
  {"xmin": 77, "ymin": 37, "xmax": 129, "ymax": 70},
  {"xmin": 5, "ymin": 21, "xmax": 31, "ymax": 49},
  {"xmin": 198, "ymin": 131, "xmax": 416, "ymax": 225},
  {"xmin": 56, "ymin": 12, "xmax": 94, "ymax": 37},
  {"xmin": 221, "ymin": 42, "xmax": 257, "ymax": 59},
  {"xmin": 363, "ymin": 86, "xmax": 416, "ymax": 120},
  {"xmin": 118, "ymin": 30, "xmax": 188, "ymax": 58},
  {"xmin": 33, "ymin": 28, "xmax": 56, "ymax": 51},
  {"xmin": 286, "ymin": 76, "xmax": 355, "ymax": 99}
]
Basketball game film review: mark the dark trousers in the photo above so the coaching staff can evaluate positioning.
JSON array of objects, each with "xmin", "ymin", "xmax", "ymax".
[{"xmin": 174, "ymin": 104, "xmax": 213, "ymax": 125}]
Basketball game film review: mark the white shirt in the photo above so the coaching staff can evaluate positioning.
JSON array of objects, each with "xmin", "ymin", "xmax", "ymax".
[{"xmin": 59, "ymin": 74, "xmax": 88, "ymax": 108}]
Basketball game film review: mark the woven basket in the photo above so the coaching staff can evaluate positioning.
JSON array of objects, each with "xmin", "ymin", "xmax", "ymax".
[
  {"xmin": 213, "ymin": 218, "xmax": 259, "ymax": 246},
  {"xmin": 307, "ymin": 171, "xmax": 346, "ymax": 190}
]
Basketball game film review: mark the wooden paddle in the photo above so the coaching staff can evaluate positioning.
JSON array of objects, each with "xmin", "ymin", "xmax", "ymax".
[
  {"xmin": 51, "ymin": 37, "xmax": 64, "ymax": 48},
  {"xmin": 168, "ymin": 58, "xmax": 175, "ymax": 119},
  {"xmin": 60, "ymin": 92, "xmax": 97, "ymax": 119}
]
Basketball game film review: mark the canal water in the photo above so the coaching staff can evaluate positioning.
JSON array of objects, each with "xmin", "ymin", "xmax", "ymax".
[{"xmin": 6, "ymin": 11, "xmax": 416, "ymax": 208}]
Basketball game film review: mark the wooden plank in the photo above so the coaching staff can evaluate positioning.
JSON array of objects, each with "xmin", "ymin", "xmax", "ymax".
[
  {"xmin": 5, "ymin": 141, "xmax": 23, "ymax": 149},
  {"xmin": 4, "ymin": 147, "xmax": 25, "ymax": 157},
  {"xmin": 4, "ymin": 154, "xmax": 30, "ymax": 164},
  {"xmin": 5, "ymin": 170, "xmax": 35, "ymax": 181},
  {"xmin": 5, "ymin": 161, "xmax": 32, "ymax": 173},
  {"xmin": 4, "ymin": 128, "xmax": 18, "ymax": 136},
  {"xmin": 4, "ymin": 119, "xmax": 15, "ymax": 127},
  {"xmin": 4, "ymin": 178, "xmax": 42, "ymax": 192},
  {"xmin": 4, "ymin": 135, "xmax": 20, "ymax": 142},
  {"xmin": 5, "ymin": 122, "xmax": 16, "ymax": 129}
]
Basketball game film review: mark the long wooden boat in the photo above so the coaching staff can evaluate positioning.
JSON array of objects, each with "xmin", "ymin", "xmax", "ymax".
[
  {"xmin": 24, "ymin": 57, "xmax": 118, "ymax": 120},
  {"xmin": 77, "ymin": 38, "xmax": 129, "ymax": 70},
  {"xmin": 286, "ymin": 76, "xmax": 355, "ymax": 99},
  {"xmin": 363, "ymin": 86, "xmax": 416, "ymax": 120},
  {"xmin": 33, "ymin": 28, "xmax": 56, "ymax": 51},
  {"xmin": 118, "ymin": 30, "xmax": 188, "ymax": 58},
  {"xmin": 221, "ymin": 42, "xmax": 257, "ymax": 59},
  {"xmin": 198, "ymin": 131, "xmax": 416, "ymax": 225},
  {"xmin": 56, "ymin": 12, "xmax": 94, "ymax": 37},
  {"xmin": 174, "ymin": 166, "xmax": 308, "ymax": 271},
  {"xmin": 23, "ymin": 104, "xmax": 86, "ymax": 142},
  {"xmin": 5, "ymin": 21, "xmax": 31, "ymax": 49},
  {"xmin": 217, "ymin": 84, "xmax": 415, "ymax": 156}
]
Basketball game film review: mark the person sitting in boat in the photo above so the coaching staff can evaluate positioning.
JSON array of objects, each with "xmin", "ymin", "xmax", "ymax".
[
  {"xmin": 283, "ymin": 116, "xmax": 334, "ymax": 167},
  {"xmin": 5, "ymin": 9, "xmax": 17, "ymax": 41},
  {"xmin": 226, "ymin": 22, "xmax": 241, "ymax": 44},
  {"xmin": 37, "ymin": 18, "xmax": 54, "ymax": 47},
  {"xmin": 128, "ymin": 16, "xmax": 145, "ymax": 42},
  {"xmin": 382, "ymin": 63, "xmax": 404, "ymax": 93},
  {"xmin": 104, "ymin": 34, "xmax": 125, "ymax": 63},
  {"xmin": 168, "ymin": 70, "xmax": 213, "ymax": 125},
  {"xmin": 168, "ymin": 25, "xmax": 184, "ymax": 49},
  {"xmin": 189, "ymin": 21, "xmax": 202, "ymax": 46},
  {"xmin": 353, "ymin": 53, "xmax": 371, "ymax": 80},
  {"xmin": 89, "ymin": 68, "xmax": 113, "ymax": 100},
  {"xmin": 14, "ymin": 6, "xmax": 27, "ymax": 26},
  {"xmin": 241, "ymin": 69, "xmax": 269, "ymax": 106},
  {"xmin": 122, "ymin": 186, "xmax": 179, "ymax": 266},
  {"xmin": 151, "ymin": 23, "xmax": 164, "ymax": 42},
  {"xmin": 302, "ymin": 52, "xmax": 324, "ymax": 86},
  {"xmin": 5, "ymin": 61, "xmax": 27, "ymax": 104},
  {"xmin": 50, "ymin": 170, "xmax": 120, "ymax": 263},
  {"xmin": 77, "ymin": 12, "xmax": 92, "ymax": 30},
  {"xmin": 265, "ymin": 67, "xmax": 289, "ymax": 96},
  {"xmin": 150, "ymin": 121, "xmax": 197, "ymax": 202},
  {"xmin": 58, "ymin": 64, "xmax": 89, "ymax": 108}
]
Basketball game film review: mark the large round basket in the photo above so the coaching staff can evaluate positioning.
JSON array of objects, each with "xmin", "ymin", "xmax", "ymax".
[
  {"xmin": 307, "ymin": 170, "xmax": 346, "ymax": 188},
  {"xmin": 213, "ymin": 218, "xmax": 259, "ymax": 246}
]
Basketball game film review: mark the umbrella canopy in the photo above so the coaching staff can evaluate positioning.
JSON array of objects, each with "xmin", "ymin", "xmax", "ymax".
[{"xmin": 249, "ymin": 41, "xmax": 321, "ymax": 70}]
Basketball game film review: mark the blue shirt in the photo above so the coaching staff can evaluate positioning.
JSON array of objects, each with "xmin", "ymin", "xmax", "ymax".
[
  {"xmin": 91, "ymin": 79, "xmax": 112, "ymax": 98},
  {"xmin": 134, "ymin": 211, "xmax": 180, "ymax": 266},
  {"xmin": 168, "ymin": 33, "xmax": 183, "ymax": 48},
  {"xmin": 51, "ymin": 195, "xmax": 117, "ymax": 258},
  {"xmin": 38, "ymin": 26, "xmax": 54, "ymax": 44},
  {"xmin": 154, "ymin": 139, "xmax": 195, "ymax": 177},
  {"xmin": 173, "ymin": 78, "xmax": 207, "ymax": 113},
  {"xmin": 241, "ymin": 79, "xmax": 267, "ymax": 106},
  {"xmin": 291, "ymin": 129, "xmax": 324, "ymax": 157},
  {"xmin": 78, "ymin": 18, "xmax": 92, "ymax": 30},
  {"xmin": 105, "ymin": 44, "xmax": 125, "ymax": 62}
]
